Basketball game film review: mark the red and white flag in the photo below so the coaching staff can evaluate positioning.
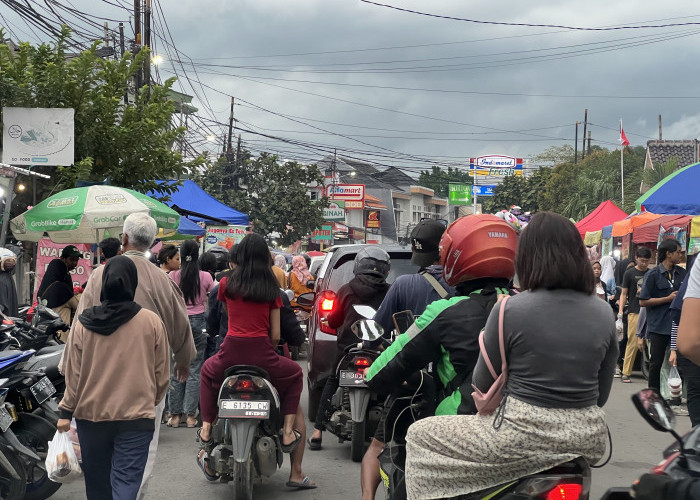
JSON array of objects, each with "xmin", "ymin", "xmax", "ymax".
[{"xmin": 619, "ymin": 122, "xmax": 630, "ymax": 146}]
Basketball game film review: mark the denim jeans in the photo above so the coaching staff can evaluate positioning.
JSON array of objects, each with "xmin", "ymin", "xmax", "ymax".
[{"xmin": 168, "ymin": 313, "xmax": 207, "ymax": 416}]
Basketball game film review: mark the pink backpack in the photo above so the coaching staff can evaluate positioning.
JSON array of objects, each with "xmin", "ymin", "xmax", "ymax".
[{"xmin": 472, "ymin": 295, "xmax": 509, "ymax": 415}]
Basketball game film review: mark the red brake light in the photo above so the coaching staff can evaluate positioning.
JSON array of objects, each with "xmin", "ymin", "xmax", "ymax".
[
  {"xmin": 544, "ymin": 483, "xmax": 582, "ymax": 500},
  {"xmin": 234, "ymin": 378, "xmax": 255, "ymax": 392},
  {"xmin": 354, "ymin": 357, "xmax": 371, "ymax": 367},
  {"xmin": 321, "ymin": 298, "xmax": 335, "ymax": 311},
  {"xmin": 652, "ymin": 451, "xmax": 679, "ymax": 474}
]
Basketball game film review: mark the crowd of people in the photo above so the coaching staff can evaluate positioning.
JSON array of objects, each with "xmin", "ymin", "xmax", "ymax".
[{"xmin": 0, "ymin": 208, "xmax": 698, "ymax": 500}]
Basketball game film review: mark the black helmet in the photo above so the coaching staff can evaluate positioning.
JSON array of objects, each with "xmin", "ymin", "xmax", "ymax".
[
  {"xmin": 301, "ymin": 253, "xmax": 311, "ymax": 269},
  {"xmin": 353, "ymin": 247, "xmax": 391, "ymax": 279}
]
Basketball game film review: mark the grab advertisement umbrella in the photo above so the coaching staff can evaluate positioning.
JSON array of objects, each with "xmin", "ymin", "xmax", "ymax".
[{"xmin": 10, "ymin": 185, "xmax": 180, "ymax": 243}]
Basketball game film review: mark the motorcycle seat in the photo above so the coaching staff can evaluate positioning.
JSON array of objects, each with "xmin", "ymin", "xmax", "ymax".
[
  {"xmin": 224, "ymin": 365, "xmax": 271, "ymax": 380},
  {"xmin": 35, "ymin": 345, "xmax": 63, "ymax": 356}
]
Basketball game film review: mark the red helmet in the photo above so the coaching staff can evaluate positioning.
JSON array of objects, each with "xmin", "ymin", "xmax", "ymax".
[{"xmin": 439, "ymin": 215, "xmax": 517, "ymax": 286}]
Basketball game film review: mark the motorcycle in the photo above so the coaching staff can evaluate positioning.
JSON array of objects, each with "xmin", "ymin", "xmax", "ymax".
[
  {"xmin": 600, "ymin": 388, "xmax": 700, "ymax": 500},
  {"xmin": 0, "ymin": 350, "xmax": 61, "ymax": 500},
  {"xmin": 319, "ymin": 318, "xmax": 384, "ymax": 462},
  {"xmin": 206, "ymin": 365, "xmax": 284, "ymax": 500}
]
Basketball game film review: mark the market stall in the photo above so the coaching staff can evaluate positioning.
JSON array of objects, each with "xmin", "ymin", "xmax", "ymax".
[
  {"xmin": 576, "ymin": 200, "xmax": 628, "ymax": 238},
  {"xmin": 635, "ymin": 161, "xmax": 700, "ymax": 215},
  {"xmin": 149, "ymin": 180, "xmax": 249, "ymax": 225}
]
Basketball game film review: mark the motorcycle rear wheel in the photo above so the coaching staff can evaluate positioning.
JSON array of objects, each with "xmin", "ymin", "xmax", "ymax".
[
  {"xmin": 351, "ymin": 420, "xmax": 366, "ymax": 463},
  {"xmin": 13, "ymin": 414, "xmax": 61, "ymax": 500},
  {"xmin": 0, "ymin": 447, "xmax": 27, "ymax": 500},
  {"xmin": 232, "ymin": 458, "xmax": 254, "ymax": 500}
]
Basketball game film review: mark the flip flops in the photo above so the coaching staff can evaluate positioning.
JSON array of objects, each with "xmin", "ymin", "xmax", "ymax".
[
  {"xmin": 280, "ymin": 429, "xmax": 302, "ymax": 453},
  {"xmin": 621, "ymin": 375, "xmax": 632, "ymax": 383},
  {"xmin": 286, "ymin": 476, "xmax": 317, "ymax": 489},
  {"xmin": 307, "ymin": 437, "xmax": 322, "ymax": 451},
  {"xmin": 196, "ymin": 450, "xmax": 219, "ymax": 482}
]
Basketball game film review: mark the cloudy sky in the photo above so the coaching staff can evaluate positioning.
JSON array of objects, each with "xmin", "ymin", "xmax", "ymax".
[{"xmin": 3, "ymin": 1, "xmax": 700, "ymax": 172}]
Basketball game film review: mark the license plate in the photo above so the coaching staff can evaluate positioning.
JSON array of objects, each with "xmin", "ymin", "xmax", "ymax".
[
  {"xmin": 30, "ymin": 376, "xmax": 56, "ymax": 405},
  {"xmin": 0, "ymin": 407, "xmax": 12, "ymax": 433},
  {"xmin": 219, "ymin": 400, "xmax": 270, "ymax": 419},
  {"xmin": 339, "ymin": 370, "xmax": 367, "ymax": 388}
]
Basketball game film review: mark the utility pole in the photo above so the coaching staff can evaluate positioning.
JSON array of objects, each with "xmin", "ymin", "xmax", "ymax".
[
  {"xmin": 227, "ymin": 97, "xmax": 235, "ymax": 153},
  {"xmin": 659, "ymin": 114, "xmax": 663, "ymax": 140},
  {"xmin": 587, "ymin": 131, "xmax": 592, "ymax": 155},
  {"xmin": 104, "ymin": 22, "xmax": 110, "ymax": 47},
  {"xmin": 234, "ymin": 134, "xmax": 242, "ymax": 191},
  {"xmin": 581, "ymin": 109, "xmax": 588, "ymax": 160},
  {"xmin": 134, "ymin": 0, "xmax": 141, "ymax": 92},
  {"xmin": 574, "ymin": 121, "xmax": 578, "ymax": 164},
  {"xmin": 144, "ymin": 0, "xmax": 152, "ymax": 94}
]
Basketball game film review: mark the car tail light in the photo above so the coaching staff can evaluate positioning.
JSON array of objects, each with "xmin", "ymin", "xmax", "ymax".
[
  {"xmin": 544, "ymin": 484, "xmax": 582, "ymax": 500},
  {"xmin": 353, "ymin": 357, "xmax": 371, "ymax": 368},
  {"xmin": 318, "ymin": 291, "xmax": 337, "ymax": 335},
  {"xmin": 320, "ymin": 291, "xmax": 336, "ymax": 312}
]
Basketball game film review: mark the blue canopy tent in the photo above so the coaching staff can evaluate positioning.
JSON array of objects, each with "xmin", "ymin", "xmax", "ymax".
[
  {"xmin": 158, "ymin": 216, "xmax": 206, "ymax": 241},
  {"xmin": 148, "ymin": 180, "xmax": 249, "ymax": 225},
  {"xmin": 636, "ymin": 162, "xmax": 700, "ymax": 215}
]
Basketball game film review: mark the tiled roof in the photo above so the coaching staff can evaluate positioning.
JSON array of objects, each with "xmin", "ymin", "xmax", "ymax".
[
  {"xmin": 373, "ymin": 167, "xmax": 414, "ymax": 188},
  {"xmin": 646, "ymin": 140, "xmax": 698, "ymax": 168}
]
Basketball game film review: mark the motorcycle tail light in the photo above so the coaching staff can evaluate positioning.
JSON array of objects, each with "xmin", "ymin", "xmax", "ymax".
[
  {"xmin": 544, "ymin": 483, "xmax": 582, "ymax": 500},
  {"xmin": 652, "ymin": 451, "xmax": 679, "ymax": 474},
  {"xmin": 354, "ymin": 357, "xmax": 371, "ymax": 368}
]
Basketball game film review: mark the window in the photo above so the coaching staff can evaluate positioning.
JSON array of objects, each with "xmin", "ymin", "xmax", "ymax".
[{"xmin": 309, "ymin": 191, "xmax": 318, "ymax": 201}]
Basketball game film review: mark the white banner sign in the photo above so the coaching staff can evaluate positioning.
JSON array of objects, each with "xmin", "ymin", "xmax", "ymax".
[{"xmin": 2, "ymin": 107, "xmax": 75, "ymax": 166}]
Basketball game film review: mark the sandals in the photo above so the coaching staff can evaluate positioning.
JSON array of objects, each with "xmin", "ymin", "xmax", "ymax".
[
  {"xmin": 186, "ymin": 416, "xmax": 198, "ymax": 428},
  {"xmin": 614, "ymin": 367, "xmax": 622, "ymax": 378},
  {"xmin": 621, "ymin": 375, "xmax": 632, "ymax": 383},
  {"xmin": 307, "ymin": 436, "xmax": 322, "ymax": 451},
  {"xmin": 280, "ymin": 429, "xmax": 302, "ymax": 453},
  {"xmin": 166, "ymin": 414, "xmax": 182, "ymax": 427},
  {"xmin": 196, "ymin": 429, "xmax": 218, "ymax": 481},
  {"xmin": 286, "ymin": 476, "xmax": 317, "ymax": 489}
]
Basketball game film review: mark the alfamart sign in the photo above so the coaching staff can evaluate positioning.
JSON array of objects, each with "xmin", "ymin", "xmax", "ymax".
[{"xmin": 469, "ymin": 155, "xmax": 523, "ymax": 177}]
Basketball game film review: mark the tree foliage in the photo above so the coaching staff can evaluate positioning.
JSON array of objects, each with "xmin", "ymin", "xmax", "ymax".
[
  {"xmin": 418, "ymin": 166, "xmax": 471, "ymax": 198},
  {"xmin": 642, "ymin": 157, "xmax": 679, "ymax": 192},
  {"xmin": 194, "ymin": 152, "xmax": 328, "ymax": 246},
  {"xmin": 0, "ymin": 27, "xmax": 200, "ymax": 213}
]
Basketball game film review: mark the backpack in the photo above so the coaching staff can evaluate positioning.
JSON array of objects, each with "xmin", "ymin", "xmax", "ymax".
[{"xmin": 472, "ymin": 295, "xmax": 509, "ymax": 416}]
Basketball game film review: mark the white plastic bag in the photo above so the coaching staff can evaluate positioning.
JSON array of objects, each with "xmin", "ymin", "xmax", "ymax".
[
  {"xmin": 615, "ymin": 318, "xmax": 624, "ymax": 342},
  {"xmin": 66, "ymin": 418, "xmax": 81, "ymax": 463},
  {"xmin": 46, "ymin": 430, "xmax": 82, "ymax": 483},
  {"xmin": 668, "ymin": 365, "xmax": 682, "ymax": 399}
]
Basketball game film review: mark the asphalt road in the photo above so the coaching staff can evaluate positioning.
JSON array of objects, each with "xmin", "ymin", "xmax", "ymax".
[{"xmin": 50, "ymin": 364, "xmax": 691, "ymax": 500}]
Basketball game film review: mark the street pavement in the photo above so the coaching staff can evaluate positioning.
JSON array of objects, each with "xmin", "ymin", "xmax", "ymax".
[{"xmin": 50, "ymin": 363, "xmax": 691, "ymax": 500}]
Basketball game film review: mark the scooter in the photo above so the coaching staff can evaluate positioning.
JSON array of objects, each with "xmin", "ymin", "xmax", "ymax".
[
  {"xmin": 321, "ymin": 319, "xmax": 384, "ymax": 462},
  {"xmin": 600, "ymin": 388, "xmax": 700, "ymax": 500},
  {"xmin": 207, "ymin": 365, "xmax": 284, "ymax": 500}
]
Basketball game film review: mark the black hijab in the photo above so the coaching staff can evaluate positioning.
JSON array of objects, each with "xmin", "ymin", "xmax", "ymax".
[{"xmin": 79, "ymin": 256, "xmax": 142, "ymax": 335}]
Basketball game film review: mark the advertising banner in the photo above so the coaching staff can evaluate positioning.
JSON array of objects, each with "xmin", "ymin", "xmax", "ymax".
[
  {"xmin": 658, "ymin": 225, "xmax": 687, "ymax": 249},
  {"xmin": 448, "ymin": 183, "xmax": 472, "ymax": 206},
  {"xmin": 2, "ymin": 107, "xmax": 75, "ymax": 166},
  {"xmin": 366, "ymin": 210, "xmax": 381, "ymax": 228},
  {"xmin": 204, "ymin": 225, "xmax": 248, "ymax": 251},
  {"xmin": 689, "ymin": 237, "xmax": 700, "ymax": 256},
  {"xmin": 323, "ymin": 200, "xmax": 346, "ymax": 221},
  {"xmin": 35, "ymin": 238, "xmax": 92, "ymax": 299},
  {"xmin": 472, "ymin": 185, "xmax": 497, "ymax": 196},
  {"xmin": 469, "ymin": 155, "xmax": 523, "ymax": 177},
  {"xmin": 326, "ymin": 184, "xmax": 365, "ymax": 201},
  {"xmin": 311, "ymin": 225, "xmax": 332, "ymax": 241}
]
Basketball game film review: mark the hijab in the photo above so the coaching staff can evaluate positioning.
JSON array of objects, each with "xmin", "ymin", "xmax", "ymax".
[
  {"xmin": 292, "ymin": 255, "xmax": 313, "ymax": 283},
  {"xmin": 79, "ymin": 256, "xmax": 142, "ymax": 335},
  {"xmin": 599, "ymin": 255, "xmax": 616, "ymax": 287},
  {"xmin": 274, "ymin": 254, "xmax": 287, "ymax": 271}
]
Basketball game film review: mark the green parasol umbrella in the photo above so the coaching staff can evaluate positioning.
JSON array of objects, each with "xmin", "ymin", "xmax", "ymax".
[{"xmin": 10, "ymin": 185, "xmax": 180, "ymax": 243}]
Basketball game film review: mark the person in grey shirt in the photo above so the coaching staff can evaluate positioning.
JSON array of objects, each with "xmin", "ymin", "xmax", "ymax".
[{"xmin": 404, "ymin": 212, "xmax": 617, "ymax": 500}]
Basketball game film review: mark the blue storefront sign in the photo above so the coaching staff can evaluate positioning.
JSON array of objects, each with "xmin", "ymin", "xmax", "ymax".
[{"xmin": 472, "ymin": 185, "xmax": 496, "ymax": 196}]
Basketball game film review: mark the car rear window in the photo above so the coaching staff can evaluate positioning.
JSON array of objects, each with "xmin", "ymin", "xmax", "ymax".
[{"xmin": 327, "ymin": 251, "xmax": 418, "ymax": 292}]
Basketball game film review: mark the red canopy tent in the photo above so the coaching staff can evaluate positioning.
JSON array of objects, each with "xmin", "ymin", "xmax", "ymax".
[
  {"xmin": 575, "ymin": 201, "xmax": 628, "ymax": 238},
  {"xmin": 632, "ymin": 214, "xmax": 693, "ymax": 243}
]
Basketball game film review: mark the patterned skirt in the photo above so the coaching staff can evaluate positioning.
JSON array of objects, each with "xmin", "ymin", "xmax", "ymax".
[{"xmin": 405, "ymin": 396, "xmax": 607, "ymax": 500}]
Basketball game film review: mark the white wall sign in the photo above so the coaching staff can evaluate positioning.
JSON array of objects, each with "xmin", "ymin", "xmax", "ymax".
[{"xmin": 2, "ymin": 107, "xmax": 75, "ymax": 166}]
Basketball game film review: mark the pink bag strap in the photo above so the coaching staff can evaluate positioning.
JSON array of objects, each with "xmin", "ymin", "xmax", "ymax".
[{"xmin": 477, "ymin": 295, "xmax": 509, "ymax": 380}]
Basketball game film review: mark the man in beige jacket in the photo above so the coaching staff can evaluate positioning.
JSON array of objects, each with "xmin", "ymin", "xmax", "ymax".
[{"xmin": 64, "ymin": 212, "xmax": 195, "ymax": 498}]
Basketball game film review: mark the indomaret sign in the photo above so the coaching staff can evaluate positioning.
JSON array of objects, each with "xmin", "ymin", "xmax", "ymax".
[{"xmin": 469, "ymin": 155, "xmax": 523, "ymax": 177}]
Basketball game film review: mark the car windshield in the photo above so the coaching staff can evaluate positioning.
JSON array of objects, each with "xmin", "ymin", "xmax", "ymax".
[{"xmin": 327, "ymin": 251, "xmax": 418, "ymax": 292}]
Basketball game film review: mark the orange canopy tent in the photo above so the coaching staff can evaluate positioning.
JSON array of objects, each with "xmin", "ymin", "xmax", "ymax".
[
  {"xmin": 632, "ymin": 214, "xmax": 693, "ymax": 243},
  {"xmin": 611, "ymin": 212, "xmax": 662, "ymax": 237}
]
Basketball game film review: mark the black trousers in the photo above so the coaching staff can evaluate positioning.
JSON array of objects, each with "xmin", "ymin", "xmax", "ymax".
[
  {"xmin": 648, "ymin": 332, "xmax": 671, "ymax": 392},
  {"xmin": 75, "ymin": 420, "xmax": 154, "ymax": 500},
  {"xmin": 677, "ymin": 354, "xmax": 700, "ymax": 427},
  {"xmin": 314, "ymin": 375, "xmax": 339, "ymax": 431}
]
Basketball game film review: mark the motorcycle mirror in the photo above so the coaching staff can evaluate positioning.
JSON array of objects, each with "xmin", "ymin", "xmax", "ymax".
[
  {"xmin": 353, "ymin": 305, "xmax": 377, "ymax": 320},
  {"xmin": 305, "ymin": 280, "xmax": 316, "ymax": 289},
  {"xmin": 351, "ymin": 319, "xmax": 384, "ymax": 342},
  {"xmin": 296, "ymin": 292, "xmax": 315, "ymax": 307},
  {"xmin": 284, "ymin": 289, "xmax": 295, "ymax": 302},
  {"xmin": 631, "ymin": 389, "xmax": 676, "ymax": 432}
]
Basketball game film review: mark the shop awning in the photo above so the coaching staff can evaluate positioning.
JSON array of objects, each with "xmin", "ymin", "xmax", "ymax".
[{"xmin": 632, "ymin": 214, "xmax": 693, "ymax": 243}]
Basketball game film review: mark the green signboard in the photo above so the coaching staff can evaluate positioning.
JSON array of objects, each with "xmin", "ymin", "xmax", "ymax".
[
  {"xmin": 323, "ymin": 200, "xmax": 346, "ymax": 221},
  {"xmin": 311, "ymin": 225, "xmax": 332, "ymax": 241},
  {"xmin": 448, "ymin": 183, "xmax": 472, "ymax": 206}
]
